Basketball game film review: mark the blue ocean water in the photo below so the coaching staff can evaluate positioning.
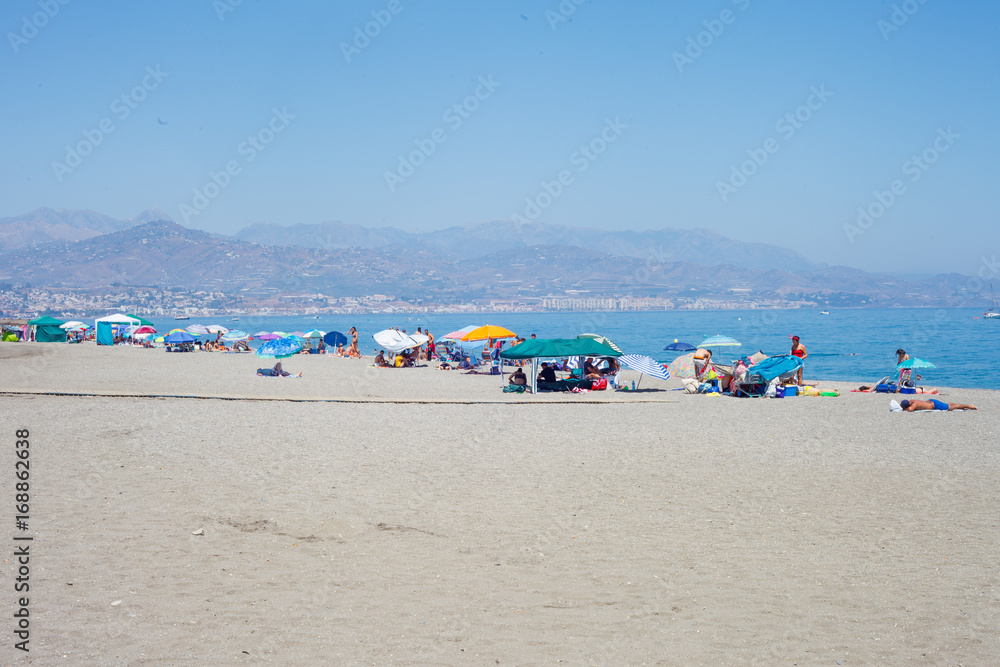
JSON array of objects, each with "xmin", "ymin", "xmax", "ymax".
[{"xmin": 137, "ymin": 308, "xmax": 999, "ymax": 389}]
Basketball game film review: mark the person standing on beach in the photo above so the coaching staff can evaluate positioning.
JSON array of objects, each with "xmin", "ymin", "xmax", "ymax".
[
  {"xmin": 896, "ymin": 349, "xmax": 912, "ymax": 386},
  {"xmin": 348, "ymin": 327, "xmax": 360, "ymax": 358},
  {"xmin": 425, "ymin": 330, "xmax": 435, "ymax": 361},
  {"xmin": 791, "ymin": 336, "xmax": 807, "ymax": 385}
]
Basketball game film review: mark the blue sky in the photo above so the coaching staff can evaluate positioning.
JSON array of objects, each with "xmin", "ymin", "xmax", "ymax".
[{"xmin": 2, "ymin": 0, "xmax": 997, "ymax": 274}]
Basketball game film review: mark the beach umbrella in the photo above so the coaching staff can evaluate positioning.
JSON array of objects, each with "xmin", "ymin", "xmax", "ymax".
[
  {"xmin": 577, "ymin": 333, "xmax": 623, "ymax": 354},
  {"xmin": 206, "ymin": 324, "xmax": 229, "ymax": 334},
  {"xmin": 461, "ymin": 324, "xmax": 515, "ymax": 342},
  {"xmin": 256, "ymin": 333, "xmax": 280, "ymax": 341},
  {"xmin": 186, "ymin": 324, "xmax": 210, "ymax": 335},
  {"xmin": 134, "ymin": 326, "xmax": 157, "ymax": 335},
  {"xmin": 442, "ymin": 325, "xmax": 479, "ymax": 341},
  {"xmin": 666, "ymin": 352, "xmax": 697, "ymax": 379},
  {"xmin": 60, "ymin": 320, "xmax": 86, "ymax": 329},
  {"xmin": 323, "ymin": 331, "xmax": 348, "ymax": 347},
  {"xmin": 164, "ymin": 331, "xmax": 196, "ymax": 344},
  {"xmin": 221, "ymin": 329, "xmax": 249, "ymax": 342},
  {"xmin": 697, "ymin": 335, "xmax": 742, "ymax": 347},
  {"xmin": 153, "ymin": 336, "xmax": 164, "ymax": 343},
  {"xmin": 664, "ymin": 340, "xmax": 696, "ymax": 352},
  {"xmin": 255, "ymin": 337, "xmax": 303, "ymax": 359},
  {"xmin": 896, "ymin": 358, "xmax": 935, "ymax": 370},
  {"xmin": 270, "ymin": 331, "xmax": 288, "ymax": 337},
  {"xmin": 168, "ymin": 328, "xmax": 187, "ymax": 334},
  {"xmin": 619, "ymin": 354, "xmax": 671, "ymax": 389},
  {"xmin": 373, "ymin": 329, "xmax": 424, "ymax": 354},
  {"xmin": 290, "ymin": 331, "xmax": 306, "ymax": 337},
  {"xmin": 253, "ymin": 331, "xmax": 271, "ymax": 337},
  {"xmin": 303, "ymin": 329, "xmax": 325, "ymax": 338}
]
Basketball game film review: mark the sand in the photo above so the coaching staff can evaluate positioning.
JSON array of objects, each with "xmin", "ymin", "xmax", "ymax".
[{"xmin": 1, "ymin": 342, "xmax": 998, "ymax": 665}]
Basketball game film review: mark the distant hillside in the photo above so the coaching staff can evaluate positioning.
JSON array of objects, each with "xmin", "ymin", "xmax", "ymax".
[
  {"xmin": 235, "ymin": 220, "xmax": 413, "ymax": 250},
  {"xmin": 0, "ymin": 219, "xmax": 970, "ymax": 307},
  {"xmin": 0, "ymin": 206, "xmax": 172, "ymax": 251},
  {"xmin": 233, "ymin": 219, "xmax": 821, "ymax": 273}
]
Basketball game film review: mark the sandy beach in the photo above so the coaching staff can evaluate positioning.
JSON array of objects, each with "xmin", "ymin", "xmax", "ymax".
[{"xmin": 1, "ymin": 343, "xmax": 998, "ymax": 665}]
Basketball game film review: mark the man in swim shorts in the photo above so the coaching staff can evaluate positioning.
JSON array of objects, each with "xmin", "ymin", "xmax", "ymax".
[{"xmin": 900, "ymin": 399, "xmax": 977, "ymax": 411}]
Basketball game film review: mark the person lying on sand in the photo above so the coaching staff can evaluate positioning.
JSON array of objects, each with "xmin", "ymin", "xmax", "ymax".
[
  {"xmin": 900, "ymin": 399, "xmax": 976, "ymax": 411},
  {"xmin": 257, "ymin": 362, "xmax": 301, "ymax": 377}
]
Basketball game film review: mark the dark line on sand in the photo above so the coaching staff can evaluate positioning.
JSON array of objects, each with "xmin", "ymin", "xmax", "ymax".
[{"xmin": 0, "ymin": 390, "xmax": 677, "ymax": 405}]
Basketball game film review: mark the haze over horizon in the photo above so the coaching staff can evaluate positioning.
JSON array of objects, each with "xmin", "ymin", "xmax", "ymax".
[{"xmin": 3, "ymin": 1, "xmax": 998, "ymax": 275}]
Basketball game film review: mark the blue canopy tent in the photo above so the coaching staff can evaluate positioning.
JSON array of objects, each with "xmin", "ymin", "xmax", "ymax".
[{"xmin": 732, "ymin": 355, "xmax": 803, "ymax": 397}]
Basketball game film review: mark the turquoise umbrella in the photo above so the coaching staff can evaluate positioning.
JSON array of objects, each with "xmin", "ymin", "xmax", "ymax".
[
  {"xmin": 896, "ymin": 358, "xmax": 935, "ymax": 370},
  {"xmin": 698, "ymin": 335, "xmax": 742, "ymax": 347},
  {"xmin": 255, "ymin": 337, "xmax": 303, "ymax": 359}
]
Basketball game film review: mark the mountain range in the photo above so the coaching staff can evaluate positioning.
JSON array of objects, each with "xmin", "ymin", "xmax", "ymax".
[
  {"xmin": 0, "ymin": 208, "xmax": 970, "ymax": 307},
  {"xmin": 0, "ymin": 206, "xmax": 173, "ymax": 251}
]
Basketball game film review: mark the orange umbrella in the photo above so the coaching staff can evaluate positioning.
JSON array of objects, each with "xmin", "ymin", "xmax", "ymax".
[{"xmin": 460, "ymin": 325, "xmax": 516, "ymax": 341}]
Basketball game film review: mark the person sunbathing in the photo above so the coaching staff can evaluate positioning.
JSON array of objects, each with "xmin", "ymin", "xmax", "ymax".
[
  {"xmin": 900, "ymin": 399, "xmax": 976, "ymax": 411},
  {"xmin": 257, "ymin": 362, "xmax": 301, "ymax": 377},
  {"xmin": 374, "ymin": 350, "xmax": 389, "ymax": 367},
  {"xmin": 509, "ymin": 367, "xmax": 527, "ymax": 386}
]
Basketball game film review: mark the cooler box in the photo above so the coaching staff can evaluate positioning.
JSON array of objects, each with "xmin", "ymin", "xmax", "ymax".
[
  {"xmin": 784, "ymin": 385, "xmax": 798, "ymax": 397},
  {"xmin": 900, "ymin": 386, "xmax": 916, "ymax": 394}
]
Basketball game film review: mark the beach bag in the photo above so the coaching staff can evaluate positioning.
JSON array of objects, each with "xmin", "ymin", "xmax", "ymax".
[
  {"xmin": 503, "ymin": 385, "xmax": 525, "ymax": 393},
  {"xmin": 591, "ymin": 378, "xmax": 608, "ymax": 391}
]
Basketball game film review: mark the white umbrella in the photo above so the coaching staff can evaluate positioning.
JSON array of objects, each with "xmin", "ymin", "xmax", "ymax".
[
  {"xmin": 373, "ymin": 329, "xmax": 425, "ymax": 354},
  {"xmin": 60, "ymin": 320, "xmax": 85, "ymax": 329},
  {"xmin": 186, "ymin": 324, "xmax": 210, "ymax": 335},
  {"xmin": 206, "ymin": 324, "xmax": 229, "ymax": 334}
]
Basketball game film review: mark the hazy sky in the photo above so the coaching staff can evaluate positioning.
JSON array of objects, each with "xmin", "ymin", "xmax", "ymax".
[{"xmin": 2, "ymin": 1, "xmax": 998, "ymax": 274}]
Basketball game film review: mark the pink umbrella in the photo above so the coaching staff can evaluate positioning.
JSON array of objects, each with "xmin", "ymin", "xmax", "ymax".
[
  {"xmin": 256, "ymin": 333, "xmax": 280, "ymax": 341},
  {"xmin": 134, "ymin": 326, "xmax": 157, "ymax": 335}
]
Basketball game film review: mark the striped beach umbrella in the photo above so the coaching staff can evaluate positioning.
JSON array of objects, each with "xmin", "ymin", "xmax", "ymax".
[
  {"xmin": 619, "ymin": 354, "xmax": 671, "ymax": 381},
  {"xmin": 619, "ymin": 354, "xmax": 671, "ymax": 390}
]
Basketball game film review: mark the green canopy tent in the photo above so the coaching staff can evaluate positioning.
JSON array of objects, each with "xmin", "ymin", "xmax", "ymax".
[
  {"xmin": 499, "ymin": 337, "xmax": 622, "ymax": 394},
  {"xmin": 27, "ymin": 315, "xmax": 67, "ymax": 343}
]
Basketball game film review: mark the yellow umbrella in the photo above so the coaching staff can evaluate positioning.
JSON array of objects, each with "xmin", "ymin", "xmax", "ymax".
[{"xmin": 460, "ymin": 325, "xmax": 516, "ymax": 341}]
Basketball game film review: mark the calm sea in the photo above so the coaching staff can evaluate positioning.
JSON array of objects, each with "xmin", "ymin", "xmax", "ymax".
[{"xmin": 133, "ymin": 308, "xmax": 998, "ymax": 390}]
